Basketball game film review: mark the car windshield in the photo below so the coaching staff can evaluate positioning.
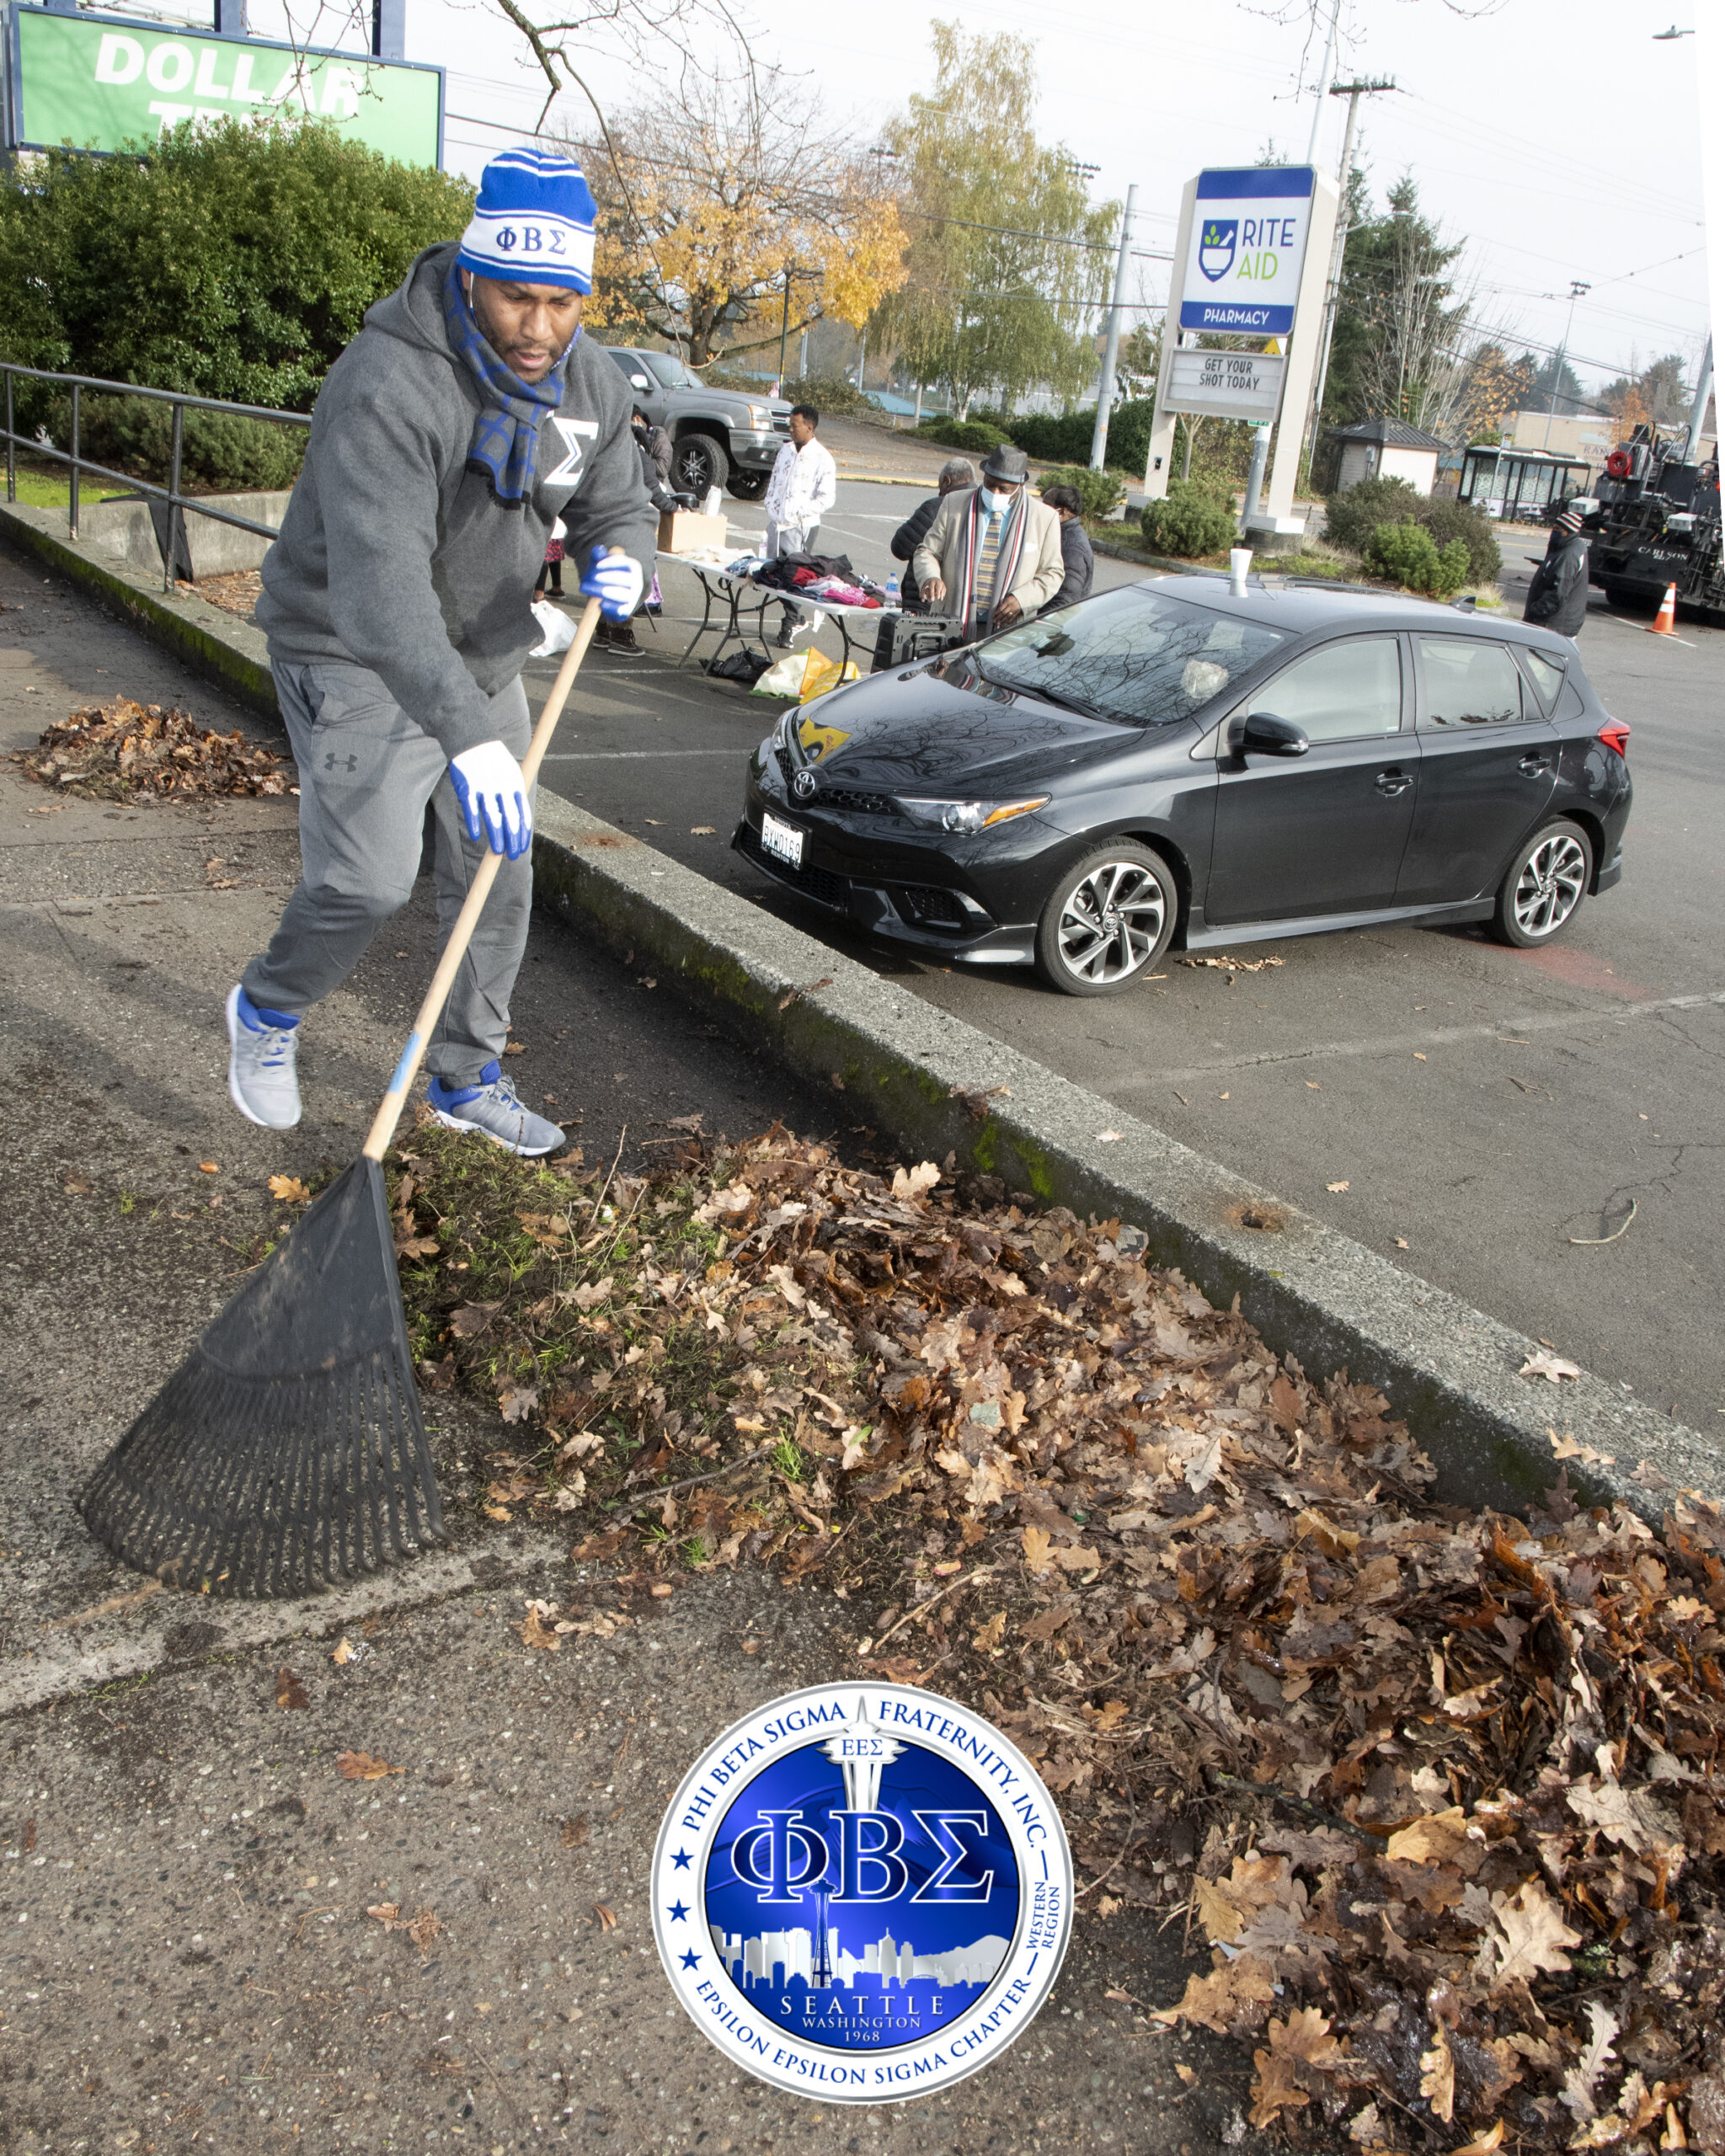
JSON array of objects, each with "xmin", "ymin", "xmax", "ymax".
[
  {"xmin": 644, "ymin": 353, "xmax": 704, "ymax": 390},
  {"xmin": 974, "ymin": 587, "xmax": 1292, "ymax": 727}
]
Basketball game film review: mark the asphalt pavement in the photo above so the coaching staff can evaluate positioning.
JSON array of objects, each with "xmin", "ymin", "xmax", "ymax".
[
  {"xmin": 532, "ymin": 489, "xmax": 1725, "ymax": 1433},
  {"xmin": 0, "ymin": 536, "xmax": 1251, "ymax": 2153}
]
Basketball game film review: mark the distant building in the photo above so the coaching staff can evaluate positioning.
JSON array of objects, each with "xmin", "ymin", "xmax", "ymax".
[
  {"xmin": 1507, "ymin": 410, "xmax": 1619, "ymax": 465},
  {"xmin": 1324, "ymin": 417, "xmax": 1449, "ymax": 497}
]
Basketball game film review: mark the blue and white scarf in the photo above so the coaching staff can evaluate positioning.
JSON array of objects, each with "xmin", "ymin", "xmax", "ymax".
[{"xmin": 441, "ymin": 256, "xmax": 574, "ymax": 508}]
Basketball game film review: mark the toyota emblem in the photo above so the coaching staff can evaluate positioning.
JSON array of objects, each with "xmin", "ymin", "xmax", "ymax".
[{"xmin": 791, "ymin": 768, "xmax": 819, "ymax": 803}]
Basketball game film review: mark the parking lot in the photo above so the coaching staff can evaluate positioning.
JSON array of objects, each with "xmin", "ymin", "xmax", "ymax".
[{"xmin": 531, "ymin": 482, "xmax": 1725, "ymax": 1430}]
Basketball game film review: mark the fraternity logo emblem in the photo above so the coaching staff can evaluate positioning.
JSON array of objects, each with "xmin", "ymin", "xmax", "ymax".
[
  {"xmin": 651, "ymin": 1683, "xmax": 1072, "ymax": 2103},
  {"xmin": 1198, "ymin": 218, "xmax": 1238, "ymax": 282},
  {"xmin": 542, "ymin": 414, "xmax": 599, "ymax": 490}
]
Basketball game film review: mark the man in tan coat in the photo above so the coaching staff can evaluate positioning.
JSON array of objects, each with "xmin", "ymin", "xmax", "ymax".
[{"xmin": 912, "ymin": 444, "xmax": 1066, "ymax": 638}]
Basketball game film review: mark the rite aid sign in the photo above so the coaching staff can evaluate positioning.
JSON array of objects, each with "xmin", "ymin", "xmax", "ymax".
[
  {"xmin": 1180, "ymin": 168, "xmax": 1317, "ymax": 337},
  {"xmin": 1160, "ymin": 348, "xmax": 1286, "ymax": 423}
]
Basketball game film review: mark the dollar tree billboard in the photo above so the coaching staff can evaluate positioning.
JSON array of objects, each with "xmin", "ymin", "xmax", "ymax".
[{"xmin": 3, "ymin": 6, "xmax": 444, "ymax": 165}]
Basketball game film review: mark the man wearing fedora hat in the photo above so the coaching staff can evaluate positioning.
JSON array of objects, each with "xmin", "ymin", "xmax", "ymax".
[{"xmin": 912, "ymin": 445, "xmax": 1065, "ymax": 639}]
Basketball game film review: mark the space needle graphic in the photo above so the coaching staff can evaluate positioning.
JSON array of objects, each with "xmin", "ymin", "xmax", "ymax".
[{"xmin": 820, "ymin": 1696, "xmax": 905, "ymax": 1813}]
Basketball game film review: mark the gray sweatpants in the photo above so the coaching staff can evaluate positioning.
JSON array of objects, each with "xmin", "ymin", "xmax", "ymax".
[{"xmin": 243, "ymin": 656, "xmax": 533, "ymax": 1086}]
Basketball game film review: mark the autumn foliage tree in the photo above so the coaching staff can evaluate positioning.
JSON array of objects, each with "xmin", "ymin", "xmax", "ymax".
[
  {"xmin": 567, "ymin": 68, "xmax": 905, "ymax": 366},
  {"xmin": 868, "ymin": 22, "xmax": 1118, "ymax": 418}
]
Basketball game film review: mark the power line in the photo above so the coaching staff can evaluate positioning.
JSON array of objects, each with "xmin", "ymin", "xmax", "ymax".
[{"xmin": 443, "ymin": 110, "xmax": 1172, "ymax": 262}]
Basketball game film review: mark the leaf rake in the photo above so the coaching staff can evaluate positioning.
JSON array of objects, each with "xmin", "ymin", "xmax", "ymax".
[{"xmin": 80, "ymin": 591, "xmax": 607, "ymax": 1597}]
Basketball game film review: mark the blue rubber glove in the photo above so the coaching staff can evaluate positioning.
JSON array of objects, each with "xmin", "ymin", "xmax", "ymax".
[
  {"xmin": 448, "ymin": 740, "xmax": 531, "ymax": 860},
  {"xmin": 579, "ymin": 545, "xmax": 645, "ymax": 622}
]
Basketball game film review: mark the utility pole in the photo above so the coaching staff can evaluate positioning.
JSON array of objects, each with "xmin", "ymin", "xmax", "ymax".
[
  {"xmin": 1300, "ymin": 77, "xmax": 1397, "ymax": 494},
  {"xmin": 1683, "ymin": 334, "xmax": 1714, "ymax": 464},
  {"xmin": 1089, "ymin": 184, "xmax": 1137, "ymax": 472},
  {"xmin": 1539, "ymin": 280, "xmax": 1591, "ymax": 450}
]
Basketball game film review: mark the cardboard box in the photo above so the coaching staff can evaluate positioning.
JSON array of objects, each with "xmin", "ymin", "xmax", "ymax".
[{"xmin": 657, "ymin": 510, "xmax": 730, "ymax": 557}]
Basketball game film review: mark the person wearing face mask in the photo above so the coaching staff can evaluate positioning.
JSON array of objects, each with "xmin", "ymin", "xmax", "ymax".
[
  {"xmin": 911, "ymin": 445, "xmax": 1065, "ymax": 639},
  {"xmin": 234, "ymin": 146, "xmax": 655, "ymax": 1151}
]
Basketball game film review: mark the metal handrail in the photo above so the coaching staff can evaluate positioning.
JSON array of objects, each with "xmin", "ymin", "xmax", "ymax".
[{"xmin": 2, "ymin": 361, "xmax": 311, "ymax": 591}]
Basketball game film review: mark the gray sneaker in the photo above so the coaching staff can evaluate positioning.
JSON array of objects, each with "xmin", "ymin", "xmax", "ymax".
[
  {"xmin": 227, "ymin": 984, "xmax": 302, "ymax": 1129},
  {"xmin": 426, "ymin": 1061, "xmax": 567, "ymax": 1156}
]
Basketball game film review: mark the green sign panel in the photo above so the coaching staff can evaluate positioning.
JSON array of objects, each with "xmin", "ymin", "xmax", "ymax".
[{"xmin": 8, "ymin": 6, "xmax": 444, "ymax": 166}]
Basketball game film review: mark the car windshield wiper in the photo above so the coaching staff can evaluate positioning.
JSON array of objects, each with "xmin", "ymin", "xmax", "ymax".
[{"xmin": 970, "ymin": 662, "xmax": 1102, "ymax": 720}]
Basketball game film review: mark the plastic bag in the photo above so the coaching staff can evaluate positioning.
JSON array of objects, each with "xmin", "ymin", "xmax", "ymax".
[
  {"xmin": 798, "ymin": 649, "xmax": 860, "ymax": 703},
  {"xmin": 750, "ymin": 651, "xmax": 810, "ymax": 698},
  {"xmin": 701, "ymin": 486, "xmax": 724, "ymax": 517},
  {"xmin": 528, "ymin": 600, "xmax": 575, "ymax": 658},
  {"xmin": 705, "ymin": 648, "xmax": 773, "ymax": 686}
]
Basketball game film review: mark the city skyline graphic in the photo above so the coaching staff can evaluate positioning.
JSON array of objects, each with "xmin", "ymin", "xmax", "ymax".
[{"xmin": 702, "ymin": 1723, "xmax": 1019, "ymax": 2052}]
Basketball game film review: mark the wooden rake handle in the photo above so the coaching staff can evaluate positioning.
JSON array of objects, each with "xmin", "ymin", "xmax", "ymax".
[{"xmin": 363, "ymin": 584, "xmax": 606, "ymax": 1163}]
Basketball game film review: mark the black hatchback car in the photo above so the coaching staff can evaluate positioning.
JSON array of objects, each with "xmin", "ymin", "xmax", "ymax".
[{"xmin": 732, "ymin": 577, "xmax": 1632, "ymax": 996}]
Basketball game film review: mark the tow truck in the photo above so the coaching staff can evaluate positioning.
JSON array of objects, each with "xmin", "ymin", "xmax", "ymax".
[{"xmin": 1583, "ymin": 338, "xmax": 1721, "ymax": 622}]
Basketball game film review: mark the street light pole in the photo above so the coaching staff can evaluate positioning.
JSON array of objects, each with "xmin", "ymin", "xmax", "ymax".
[
  {"xmin": 777, "ymin": 270, "xmax": 793, "ymax": 397},
  {"xmin": 1540, "ymin": 280, "xmax": 1591, "ymax": 450},
  {"xmin": 1089, "ymin": 183, "xmax": 1137, "ymax": 472},
  {"xmin": 1306, "ymin": 0, "xmax": 1344, "ymax": 164}
]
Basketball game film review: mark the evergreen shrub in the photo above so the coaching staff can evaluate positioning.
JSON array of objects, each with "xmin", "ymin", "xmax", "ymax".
[{"xmin": 1140, "ymin": 477, "xmax": 1236, "ymax": 559}]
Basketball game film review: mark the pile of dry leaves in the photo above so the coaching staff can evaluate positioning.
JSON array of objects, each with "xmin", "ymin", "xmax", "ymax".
[
  {"xmin": 19, "ymin": 698, "xmax": 293, "ymax": 800},
  {"xmin": 385, "ymin": 1121, "xmax": 1724, "ymax": 2152}
]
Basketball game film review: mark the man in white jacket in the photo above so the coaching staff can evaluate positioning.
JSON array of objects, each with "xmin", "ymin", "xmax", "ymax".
[{"xmin": 762, "ymin": 403, "xmax": 837, "ymax": 647}]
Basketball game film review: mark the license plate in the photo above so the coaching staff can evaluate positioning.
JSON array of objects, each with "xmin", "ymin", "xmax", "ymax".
[{"xmin": 760, "ymin": 811, "xmax": 804, "ymax": 868}]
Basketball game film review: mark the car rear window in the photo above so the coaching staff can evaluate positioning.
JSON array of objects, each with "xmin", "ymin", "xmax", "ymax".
[
  {"xmin": 1521, "ymin": 648, "xmax": 1567, "ymax": 709},
  {"xmin": 1418, "ymin": 636, "xmax": 1526, "ymax": 726},
  {"xmin": 977, "ymin": 588, "xmax": 1292, "ymax": 727}
]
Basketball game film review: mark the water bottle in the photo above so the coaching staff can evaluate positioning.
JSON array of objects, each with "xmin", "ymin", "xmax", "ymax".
[{"xmin": 884, "ymin": 571, "xmax": 900, "ymax": 609}]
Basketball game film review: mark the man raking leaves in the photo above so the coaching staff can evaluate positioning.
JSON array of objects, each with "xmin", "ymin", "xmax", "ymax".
[
  {"xmin": 230, "ymin": 146, "xmax": 654, "ymax": 1157},
  {"xmin": 78, "ymin": 150, "xmax": 649, "ymax": 1599}
]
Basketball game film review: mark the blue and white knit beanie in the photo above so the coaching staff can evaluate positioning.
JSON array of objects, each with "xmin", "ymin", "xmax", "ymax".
[{"xmin": 458, "ymin": 147, "xmax": 596, "ymax": 296}]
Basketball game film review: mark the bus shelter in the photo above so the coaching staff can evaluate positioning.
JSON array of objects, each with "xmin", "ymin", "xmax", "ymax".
[{"xmin": 1459, "ymin": 445, "xmax": 1593, "ymax": 523}]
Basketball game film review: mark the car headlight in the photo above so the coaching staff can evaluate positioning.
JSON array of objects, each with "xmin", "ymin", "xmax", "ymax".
[
  {"xmin": 749, "ymin": 405, "xmax": 775, "ymax": 429},
  {"xmin": 896, "ymin": 796, "xmax": 1049, "ymax": 834}
]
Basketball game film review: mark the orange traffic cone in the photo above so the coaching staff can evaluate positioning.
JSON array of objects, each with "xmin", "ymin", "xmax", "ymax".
[{"xmin": 1649, "ymin": 583, "xmax": 1678, "ymax": 635}]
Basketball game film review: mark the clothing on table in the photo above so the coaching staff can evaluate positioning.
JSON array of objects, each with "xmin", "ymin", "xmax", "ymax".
[
  {"xmin": 243, "ymin": 659, "xmax": 533, "ymax": 1086},
  {"xmin": 1050, "ymin": 518, "xmax": 1094, "ymax": 611},
  {"xmin": 1522, "ymin": 531, "xmax": 1590, "ymax": 638},
  {"xmin": 890, "ymin": 493, "xmax": 943, "ymax": 611},
  {"xmin": 911, "ymin": 488, "xmax": 1065, "ymax": 638},
  {"xmin": 763, "ymin": 434, "xmax": 836, "ymax": 559},
  {"xmin": 256, "ymin": 237, "xmax": 656, "ymax": 765},
  {"xmin": 751, "ymin": 550, "xmax": 856, "ymax": 590}
]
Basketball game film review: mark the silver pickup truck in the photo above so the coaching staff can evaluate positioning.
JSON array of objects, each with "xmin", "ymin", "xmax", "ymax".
[{"xmin": 600, "ymin": 346, "xmax": 793, "ymax": 502}]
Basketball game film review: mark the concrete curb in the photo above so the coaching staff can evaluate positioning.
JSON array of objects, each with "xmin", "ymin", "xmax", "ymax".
[
  {"xmin": 0, "ymin": 497, "xmax": 278, "ymax": 720},
  {"xmin": 0, "ymin": 1530, "xmax": 570, "ymax": 1720},
  {"xmin": 7, "ymin": 508, "xmax": 1711, "ymax": 1521},
  {"xmin": 530, "ymin": 791, "xmax": 1717, "ymax": 1522}
]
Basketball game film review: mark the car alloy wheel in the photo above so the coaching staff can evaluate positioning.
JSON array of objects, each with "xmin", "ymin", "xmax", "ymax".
[
  {"xmin": 1492, "ymin": 819, "xmax": 1593, "ymax": 947},
  {"xmin": 675, "ymin": 434, "xmax": 729, "ymax": 495},
  {"xmin": 1035, "ymin": 844, "xmax": 1177, "ymax": 996}
]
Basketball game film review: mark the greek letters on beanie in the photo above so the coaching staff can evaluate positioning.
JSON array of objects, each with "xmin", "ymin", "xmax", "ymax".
[{"xmin": 458, "ymin": 146, "xmax": 596, "ymax": 296}]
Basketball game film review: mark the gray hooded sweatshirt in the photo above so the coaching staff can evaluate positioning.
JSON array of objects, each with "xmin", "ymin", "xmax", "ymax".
[{"xmin": 256, "ymin": 240, "xmax": 658, "ymax": 761}]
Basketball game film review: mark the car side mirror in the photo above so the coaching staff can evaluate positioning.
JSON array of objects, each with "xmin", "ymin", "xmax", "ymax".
[
  {"xmin": 630, "ymin": 374, "xmax": 651, "ymax": 389},
  {"xmin": 1237, "ymin": 712, "xmax": 1310, "ymax": 758}
]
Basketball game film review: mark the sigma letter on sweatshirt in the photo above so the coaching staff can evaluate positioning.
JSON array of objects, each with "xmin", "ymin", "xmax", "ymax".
[{"xmin": 651, "ymin": 1684, "xmax": 1072, "ymax": 2101}]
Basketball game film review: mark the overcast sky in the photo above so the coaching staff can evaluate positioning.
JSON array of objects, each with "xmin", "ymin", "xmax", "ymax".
[{"xmin": 238, "ymin": 0, "xmax": 1710, "ymax": 399}]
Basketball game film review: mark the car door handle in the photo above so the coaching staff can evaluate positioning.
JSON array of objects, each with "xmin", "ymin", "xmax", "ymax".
[
  {"xmin": 1375, "ymin": 769, "xmax": 1413, "ymax": 797},
  {"xmin": 1519, "ymin": 755, "xmax": 1550, "ymax": 777}
]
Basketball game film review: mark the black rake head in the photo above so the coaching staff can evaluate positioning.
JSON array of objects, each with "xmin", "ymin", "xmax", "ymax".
[{"xmin": 80, "ymin": 1158, "xmax": 446, "ymax": 1598}]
